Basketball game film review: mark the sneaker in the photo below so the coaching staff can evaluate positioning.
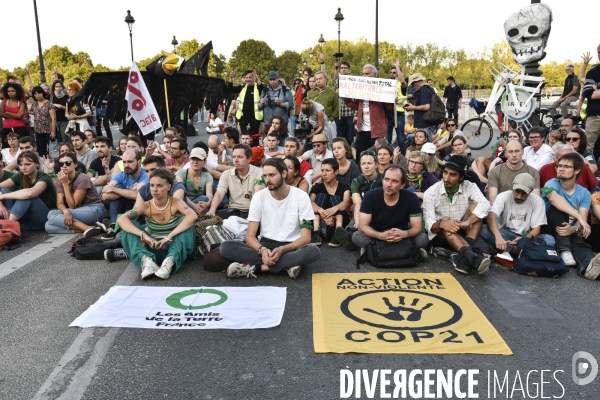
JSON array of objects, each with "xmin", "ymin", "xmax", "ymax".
[
  {"xmin": 311, "ymin": 232, "xmax": 322, "ymax": 246},
  {"xmin": 343, "ymin": 229, "xmax": 358, "ymax": 251},
  {"xmin": 328, "ymin": 227, "xmax": 344, "ymax": 248},
  {"xmin": 141, "ymin": 256, "xmax": 159, "ymax": 279},
  {"xmin": 332, "ymin": 226, "xmax": 351, "ymax": 249},
  {"xmin": 453, "ymin": 255, "xmax": 471, "ymax": 275},
  {"xmin": 155, "ymin": 256, "xmax": 175, "ymax": 279},
  {"xmin": 104, "ymin": 248, "xmax": 128, "ymax": 262},
  {"xmin": 226, "ymin": 262, "xmax": 257, "ymax": 278},
  {"xmin": 83, "ymin": 224, "xmax": 105, "ymax": 238},
  {"xmin": 100, "ymin": 225, "xmax": 117, "ymax": 241},
  {"xmin": 584, "ymin": 253, "xmax": 600, "ymax": 280},
  {"xmin": 561, "ymin": 251, "xmax": 577, "ymax": 266},
  {"xmin": 287, "ymin": 265, "xmax": 301, "ymax": 279},
  {"xmin": 474, "ymin": 255, "xmax": 491, "ymax": 275},
  {"xmin": 418, "ymin": 248, "xmax": 428, "ymax": 262}
]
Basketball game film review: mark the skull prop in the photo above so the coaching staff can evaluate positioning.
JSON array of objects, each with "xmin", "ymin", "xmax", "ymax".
[{"xmin": 504, "ymin": 3, "xmax": 553, "ymax": 65}]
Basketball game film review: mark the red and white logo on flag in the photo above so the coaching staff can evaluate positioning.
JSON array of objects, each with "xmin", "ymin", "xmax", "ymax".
[{"xmin": 126, "ymin": 62, "xmax": 162, "ymax": 136}]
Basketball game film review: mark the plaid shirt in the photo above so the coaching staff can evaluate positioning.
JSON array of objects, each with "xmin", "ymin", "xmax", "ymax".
[
  {"xmin": 423, "ymin": 180, "xmax": 490, "ymax": 240},
  {"xmin": 335, "ymin": 79, "xmax": 357, "ymax": 118}
]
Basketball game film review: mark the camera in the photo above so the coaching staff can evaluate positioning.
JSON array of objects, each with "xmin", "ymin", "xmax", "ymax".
[{"xmin": 294, "ymin": 119, "xmax": 313, "ymax": 139}]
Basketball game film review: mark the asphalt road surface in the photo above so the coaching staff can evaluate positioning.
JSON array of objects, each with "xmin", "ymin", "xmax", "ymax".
[{"xmin": 0, "ymin": 122, "xmax": 598, "ymax": 399}]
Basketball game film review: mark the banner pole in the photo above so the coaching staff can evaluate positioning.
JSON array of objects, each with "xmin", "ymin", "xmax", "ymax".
[{"xmin": 164, "ymin": 79, "xmax": 171, "ymax": 126}]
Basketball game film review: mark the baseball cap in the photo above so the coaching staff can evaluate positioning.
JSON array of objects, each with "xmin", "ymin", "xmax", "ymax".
[
  {"xmin": 443, "ymin": 155, "xmax": 468, "ymax": 176},
  {"xmin": 267, "ymin": 71, "xmax": 279, "ymax": 80},
  {"xmin": 189, "ymin": 147, "xmax": 207, "ymax": 160},
  {"xmin": 408, "ymin": 73, "xmax": 425, "ymax": 87},
  {"xmin": 513, "ymin": 173, "xmax": 535, "ymax": 194},
  {"xmin": 421, "ymin": 142, "xmax": 437, "ymax": 154}
]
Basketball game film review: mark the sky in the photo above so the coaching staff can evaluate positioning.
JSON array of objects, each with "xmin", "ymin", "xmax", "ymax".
[{"xmin": 3, "ymin": 0, "xmax": 596, "ymax": 72}]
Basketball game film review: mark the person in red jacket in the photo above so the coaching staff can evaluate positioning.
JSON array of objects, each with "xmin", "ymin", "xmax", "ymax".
[
  {"xmin": 343, "ymin": 64, "xmax": 394, "ymax": 164},
  {"xmin": 539, "ymin": 145, "xmax": 599, "ymax": 191}
]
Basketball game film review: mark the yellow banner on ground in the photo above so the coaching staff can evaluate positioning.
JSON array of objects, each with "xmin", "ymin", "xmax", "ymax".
[{"xmin": 313, "ymin": 273, "xmax": 512, "ymax": 355}]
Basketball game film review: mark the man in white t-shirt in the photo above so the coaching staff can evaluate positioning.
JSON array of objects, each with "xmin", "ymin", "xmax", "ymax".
[
  {"xmin": 219, "ymin": 157, "xmax": 321, "ymax": 279},
  {"xmin": 301, "ymin": 133, "xmax": 333, "ymax": 183},
  {"xmin": 522, "ymin": 127, "xmax": 554, "ymax": 170},
  {"xmin": 480, "ymin": 173, "xmax": 555, "ymax": 258}
]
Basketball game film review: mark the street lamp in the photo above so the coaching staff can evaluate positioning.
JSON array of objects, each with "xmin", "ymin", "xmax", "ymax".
[
  {"xmin": 318, "ymin": 34, "xmax": 325, "ymax": 48},
  {"xmin": 302, "ymin": 58, "xmax": 307, "ymax": 67},
  {"xmin": 333, "ymin": 8, "xmax": 344, "ymax": 62},
  {"xmin": 33, "ymin": 0, "xmax": 46, "ymax": 83},
  {"xmin": 374, "ymin": 0, "xmax": 379, "ymax": 70},
  {"xmin": 171, "ymin": 36, "xmax": 178, "ymax": 53},
  {"xmin": 309, "ymin": 48, "xmax": 314, "ymax": 58},
  {"xmin": 124, "ymin": 10, "xmax": 135, "ymax": 61}
]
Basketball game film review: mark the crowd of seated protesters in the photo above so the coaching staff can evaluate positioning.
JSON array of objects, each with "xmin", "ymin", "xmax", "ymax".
[{"xmin": 1, "ymin": 112, "xmax": 599, "ymax": 283}]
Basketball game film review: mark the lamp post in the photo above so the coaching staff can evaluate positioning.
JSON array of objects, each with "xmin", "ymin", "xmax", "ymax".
[
  {"xmin": 124, "ymin": 10, "xmax": 135, "ymax": 62},
  {"xmin": 32, "ymin": 0, "xmax": 46, "ymax": 83},
  {"xmin": 374, "ymin": 0, "xmax": 379, "ymax": 70},
  {"xmin": 333, "ymin": 8, "xmax": 344, "ymax": 63},
  {"xmin": 309, "ymin": 48, "xmax": 314, "ymax": 58},
  {"xmin": 302, "ymin": 58, "xmax": 307, "ymax": 67},
  {"xmin": 171, "ymin": 36, "xmax": 178, "ymax": 53},
  {"xmin": 318, "ymin": 34, "xmax": 325, "ymax": 48}
]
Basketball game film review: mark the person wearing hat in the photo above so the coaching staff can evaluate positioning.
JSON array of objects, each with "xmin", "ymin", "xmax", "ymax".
[
  {"xmin": 301, "ymin": 133, "xmax": 333, "ymax": 184},
  {"xmin": 480, "ymin": 173, "xmax": 554, "ymax": 258},
  {"xmin": 404, "ymin": 73, "xmax": 437, "ymax": 142},
  {"xmin": 259, "ymin": 71, "xmax": 293, "ymax": 127},
  {"xmin": 405, "ymin": 151, "xmax": 439, "ymax": 200},
  {"xmin": 423, "ymin": 155, "xmax": 492, "ymax": 275},
  {"xmin": 421, "ymin": 142, "xmax": 442, "ymax": 175},
  {"xmin": 228, "ymin": 69, "xmax": 264, "ymax": 135},
  {"xmin": 175, "ymin": 147, "xmax": 213, "ymax": 215},
  {"xmin": 548, "ymin": 64, "xmax": 580, "ymax": 119}
]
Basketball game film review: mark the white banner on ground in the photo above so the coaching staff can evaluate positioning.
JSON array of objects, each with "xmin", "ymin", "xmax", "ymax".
[
  {"xmin": 71, "ymin": 286, "xmax": 287, "ymax": 329},
  {"xmin": 338, "ymin": 75, "xmax": 398, "ymax": 103},
  {"xmin": 125, "ymin": 62, "xmax": 162, "ymax": 136}
]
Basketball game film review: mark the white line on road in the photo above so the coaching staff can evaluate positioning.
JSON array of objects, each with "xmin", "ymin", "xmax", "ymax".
[
  {"xmin": 0, "ymin": 234, "xmax": 76, "ymax": 280},
  {"xmin": 33, "ymin": 263, "xmax": 138, "ymax": 400}
]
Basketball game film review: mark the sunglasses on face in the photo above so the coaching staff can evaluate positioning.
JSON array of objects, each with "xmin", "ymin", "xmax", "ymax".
[
  {"xmin": 58, "ymin": 161, "xmax": 73, "ymax": 167},
  {"xmin": 566, "ymin": 137, "xmax": 580, "ymax": 142},
  {"xmin": 447, "ymin": 124, "xmax": 456, "ymax": 127},
  {"xmin": 313, "ymin": 144, "xmax": 323, "ymax": 148}
]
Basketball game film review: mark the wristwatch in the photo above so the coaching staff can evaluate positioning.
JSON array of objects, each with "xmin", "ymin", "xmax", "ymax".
[{"xmin": 257, "ymin": 246, "xmax": 264, "ymax": 254}]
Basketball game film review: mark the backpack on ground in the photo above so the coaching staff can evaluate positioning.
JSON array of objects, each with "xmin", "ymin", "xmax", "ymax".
[
  {"xmin": 0, "ymin": 221, "xmax": 21, "ymax": 247},
  {"xmin": 513, "ymin": 238, "xmax": 568, "ymax": 278},
  {"xmin": 203, "ymin": 245, "xmax": 231, "ymax": 272},
  {"xmin": 423, "ymin": 90, "xmax": 446, "ymax": 125},
  {"xmin": 357, "ymin": 239, "xmax": 418, "ymax": 268},
  {"xmin": 69, "ymin": 240, "xmax": 118, "ymax": 260}
]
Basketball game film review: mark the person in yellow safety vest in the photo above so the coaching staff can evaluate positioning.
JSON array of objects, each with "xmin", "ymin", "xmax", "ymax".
[
  {"xmin": 228, "ymin": 69, "xmax": 264, "ymax": 135},
  {"xmin": 388, "ymin": 58, "xmax": 408, "ymax": 154}
]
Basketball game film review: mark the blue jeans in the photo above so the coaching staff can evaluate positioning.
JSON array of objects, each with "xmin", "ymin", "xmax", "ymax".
[
  {"xmin": 192, "ymin": 195, "xmax": 209, "ymax": 203},
  {"xmin": 108, "ymin": 196, "xmax": 135, "ymax": 225},
  {"xmin": 45, "ymin": 202, "xmax": 105, "ymax": 234},
  {"xmin": 479, "ymin": 225, "xmax": 555, "ymax": 254},
  {"xmin": 289, "ymin": 114, "xmax": 298, "ymax": 137},
  {"xmin": 336, "ymin": 116, "xmax": 355, "ymax": 145},
  {"xmin": 387, "ymin": 113, "xmax": 406, "ymax": 153},
  {"xmin": 212, "ymin": 180, "xmax": 229, "ymax": 208},
  {"xmin": 2, "ymin": 195, "xmax": 50, "ymax": 231}
]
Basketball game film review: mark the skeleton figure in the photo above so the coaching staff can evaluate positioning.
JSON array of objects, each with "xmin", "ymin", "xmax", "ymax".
[{"xmin": 504, "ymin": 3, "xmax": 553, "ymax": 65}]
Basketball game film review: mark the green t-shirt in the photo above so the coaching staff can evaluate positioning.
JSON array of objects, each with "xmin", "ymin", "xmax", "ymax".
[
  {"xmin": 0, "ymin": 170, "xmax": 15, "ymax": 184},
  {"xmin": 10, "ymin": 171, "xmax": 57, "ymax": 209},
  {"xmin": 175, "ymin": 169, "xmax": 213, "ymax": 199}
]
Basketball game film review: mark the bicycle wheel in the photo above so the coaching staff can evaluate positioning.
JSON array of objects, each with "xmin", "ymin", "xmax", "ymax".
[{"xmin": 461, "ymin": 117, "xmax": 494, "ymax": 150}]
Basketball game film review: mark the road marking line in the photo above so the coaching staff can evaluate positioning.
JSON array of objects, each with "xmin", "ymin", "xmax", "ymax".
[
  {"xmin": 34, "ymin": 263, "xmax": 138, "ymax": 400},
  {"xmin": 0, "ymin": 234, "xmax": 77, "ymax": 280}
]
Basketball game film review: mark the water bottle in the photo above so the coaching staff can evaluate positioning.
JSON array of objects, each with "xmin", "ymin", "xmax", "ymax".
[{"xmin": 430, "ymin": 246, "xmax": 458, "ymax": 263}]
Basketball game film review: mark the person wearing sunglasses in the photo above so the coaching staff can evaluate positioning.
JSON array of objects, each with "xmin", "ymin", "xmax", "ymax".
[
  {"xmin": 300, "ymin": 133, "xmax": 332, "ymax": 184},
  {"xmin": 0, "ymin": 152, "xmax": 56, "ymax": 230},
  {"xmin": 434, "ymin": 118, "xmax": 470, "ymax": 157},
  {"xmin": 44, "ymin": 152, "xmax": 105, "ymax": 237},
  {"xmin": 564, "ymin": 128, "xmax": 597, "ymax": 174}
]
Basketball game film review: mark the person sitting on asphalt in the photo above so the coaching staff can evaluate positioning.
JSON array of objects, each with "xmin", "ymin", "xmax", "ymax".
[
  {"xmin": 117, "ymin": 169, "xmax": 197, "ymax": 280},
  {"xmin": 265, "ymin": 116, "xmax": 289, "ymax": 148},
  {"xmin": 309, "ymin": 158, "xmax": 351, "ymax": 247},
  {"xmin": 423, "ymin": 155, "xmax": 492, "ymax": 275},
  {"xmin": 87, "ymin": 136, "xmax": 121, "ymax": 192},
  {"xmin": 264, "ymin": 132, "xmax": 284, "ymax": 158},
  {"xmin": 44, "ymin": 152, "xmax": 105, "ymax": 236},
  {"xmin": 480, "ymin": 173, "xmax": 555, "ymax": 259},
  {"xmin": 40, "ymin": 141, "xmax": 86, "ymax": 177},
  {"xmin": 206, "ymin": 144, "xmax": 265, "ymax": 219},
  {"xmin": 110, "ymin": 137, "xmax": 145, "ymax": 175},
  {"xmin": 405, "ymin": 151, "xmax": 439, "ymax": 200},
  {"xmin": 377, "ymin": 144, "xmax": 394, "ymax": 175},
  {"xmin": 165, "ymin": 137, "xmax": 189, "ymax": 174},
  {"xmin": 522, "ymin": 127, "xmax": 554, "ymax": 170},
  {"xmin": 283, "ymin": 156, "xmax": 309, "ymax": 193},
  {"xmin": 218, "ymin": 127, "xmax": 239, "ymax": 168},
  {"xmin": 332, "ymin": 137, "xmax": 360, "ymax": 188},
  {"xmin": 539, "ymin": 145, "xmax": 599, "ymax": 191},
  {"xmin": 175, "ymin": 148, "xmax": 213, "ymax": 215},
  {"xmin": 541, "ymin": 152, "xmax": 600, "ymax": 280},
  {"xmin": 70, "ymin": 131, "xmax": 98, "ymax": 169},
  {"xmin": 564, "ymin": 127, "xmax": 597, "ymax": 174},
  {"xmin": 219, "ymin": 158, "xmax": 320, "ymax": 279},
  {"xmin": 434, "ymin": 118, "xmax": 470, "ymax": 158},
  {"xmin": 282, "ymin": 137, "xmax": 312, "ymax": 178},
  {"xmin": 420, "ymin": 142, "xmax": 443, "ymax": 177},
  {"xmin": 351, "ymin": 165, "xmax": 429, "ymax": 259},
  {"xmin": 487, "ymin": 140, "xmax": 540, "ymax": 205},
  {"xmin": 205, "ymin": 111, "xmax": 223, "ymax": 133},
  {"xmin": 0, "ymin": 152, "xmax": 56, "ymax": 231},
  {"xmin": 100, "ymin": 149, "xmax": 149, "ymax": 241},
  {"xmin": 301, "ymin": 133, "xmax": 333, "ymax": 184},
  {"xmin": 472, "ymin": 128, "xmax": 522, "ymax": 184}
]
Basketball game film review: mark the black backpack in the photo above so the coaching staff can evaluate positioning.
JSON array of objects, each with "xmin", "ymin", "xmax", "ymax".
[
  {"xmin": 422, "ymin": 87, "xmax": 446, "ymax": 124},
  {"xmin": 357, "ymin": 239, "xmax": 418, "ymax": 269},
  {"xmin": 513, "ymin": 238, "xmax": 568, "ymax": 277},
  {"xmin": 69, "ymin": 238, "xmax": 118, "ymax": 260}
]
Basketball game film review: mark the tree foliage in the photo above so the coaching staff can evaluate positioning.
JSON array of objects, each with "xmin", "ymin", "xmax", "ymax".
[
  {"xmin": 274, "ymin": 50, "xmax": 302, "ymax": 86},
  {"xmin": 228, "ymin": 39, "xmax": 276, "ymax": 82}
]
